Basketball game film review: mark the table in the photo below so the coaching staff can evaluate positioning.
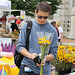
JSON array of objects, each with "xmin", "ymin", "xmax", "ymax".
[
  {"xmin": 0, "ymin": 57, "xmax": 19, "ymax": 75},
  {"xmin": 0, "ymin": 61, "xmax": 11, "ymax": 75}
]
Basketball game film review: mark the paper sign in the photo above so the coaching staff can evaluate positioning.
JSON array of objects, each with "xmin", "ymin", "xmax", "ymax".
[{"xmin": 20, "ymin": 10, "xmax": 25, "ymax": 19}]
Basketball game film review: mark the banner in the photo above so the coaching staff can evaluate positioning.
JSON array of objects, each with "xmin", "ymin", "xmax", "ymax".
[
  {"xmin": 0, "ymin": 1, "xmax": 11, "ymax": 10},
  {"xmin": 20, "ymin": 10, "xmax": 25, "ymax": 19}
]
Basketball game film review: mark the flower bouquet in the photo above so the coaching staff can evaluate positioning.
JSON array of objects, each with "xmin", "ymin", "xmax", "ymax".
[
  {"xmin": 8, "ymin": 15, "xmax": 16, "ymax": 23},
  {"xmin": 51, "ymin": 45, "xmax": 75, "ymax": 75},
  {"xmin": 36, "ymin": 32, "xmax": 54, "ymax": 75},
  {"xmin": 12, "ymin": 30, "xmax": 19, "ymax": 36},
  {"xmin": 10, "ymin": 30, "xmax": 19, "ymax": 38},
  {"xmin": 8, "ymin": 16, "xmax": 16, "ymax": 22}
]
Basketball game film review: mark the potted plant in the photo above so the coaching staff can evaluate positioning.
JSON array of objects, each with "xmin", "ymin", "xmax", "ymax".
[
  {"xmin": 8, "ymin": 16, "xmax": 16, "ymax": 22},
  {"xmin": 51, "ymin": 45, "xmax": 75, "ymax": 75}
]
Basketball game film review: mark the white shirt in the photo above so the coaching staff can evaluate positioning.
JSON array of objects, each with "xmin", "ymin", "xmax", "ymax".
[
  {"xmin": 58, "ymin": 27, "xmax": 63, "ymax": 39},
  {"xmin": 19, "ymin": 20, "xmax": 25, "ymax": 29},
  {"xmin": 6, "ymin": 22, "xmax": 12, "ymax": 33}
]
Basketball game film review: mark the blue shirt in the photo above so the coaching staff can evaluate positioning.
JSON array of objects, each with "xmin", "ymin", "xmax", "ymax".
[{"xmin": 17, "ymin": 20, "xmax": 58, "ymax": 75}]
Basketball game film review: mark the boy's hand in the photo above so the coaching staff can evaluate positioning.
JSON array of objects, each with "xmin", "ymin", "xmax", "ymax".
[
  {"xmin": 29, "ymin": 53, "xmax": 37, "ymax": 59},
  {"xmin": 36, "ymin": 56, "xmax": 47, "ymax": 66},
  {"xmin": 36, "ymin": 61, "xmax": 46, "ymax": 66}
]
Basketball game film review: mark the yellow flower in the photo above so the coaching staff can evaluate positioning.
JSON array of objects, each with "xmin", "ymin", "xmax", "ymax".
[
  {"xmin": 65, "ymin": 54, "xmax": 71, "ymax": 58},
  {"xmin": 68, "ymin": 57, "xmax": 73, "ymax": 63},
  {"xmin": 38, "ymin": 36, "xmax": 51, "ymax": 44},
  {"xmin": 71, "ymin": 48, "xmax": 75, "ymax": 52},
  {"xmin": 38, "ymin": 41, "xmax": 43, "ymax": 44},
  {"xmin": 37, "ymin": 35, "xmax": 52, "ymax": 75},
  {"xmin": 57, "ymin": 50, "xmax": 61, "ymax": 57},
  {"xmin": 59, "ymin": 56, "xmax": 64, "ymax": 61},
  {"xmin": 72, "ymin": 58, "xmax": 75, "ymax": 64},
  {"xmin": 52, "ymin": 45, "xmax": 75, "ymax": 72},
  {"xmin": 56, "ymin": 45, "xmax": 75, "ymax": 64},
  {"xmin": 45, "ymin": 40, "xmax": 51, "ymax": 44},
  {"xmin": 64, "ymin": 59, "xmax": 69, "ymax": 63}
]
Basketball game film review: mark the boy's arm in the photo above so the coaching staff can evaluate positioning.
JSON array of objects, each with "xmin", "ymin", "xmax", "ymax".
[{"xmin": 20, "ymin": 48, "xmax": 37, "ymax": 59}]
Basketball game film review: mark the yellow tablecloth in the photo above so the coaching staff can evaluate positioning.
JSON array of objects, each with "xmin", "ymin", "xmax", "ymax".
[{"xmin": 0, "ymin": 57, "xmax": 19, "ymax": 75}]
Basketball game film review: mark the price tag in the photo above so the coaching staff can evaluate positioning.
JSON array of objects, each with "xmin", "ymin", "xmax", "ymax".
[{"xmin": 24, "ymin": 67, "xmax": 32, "ymax": 72}]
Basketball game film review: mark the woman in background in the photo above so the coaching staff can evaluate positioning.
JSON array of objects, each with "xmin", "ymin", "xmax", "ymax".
[
  {"xmin": 11, "ymin": 20, "xmax": 19, "ymax": 32},
  {"xmin": 56, "ymin": 21, "xmax": 63, "ymax": 45},
  {"xmin": 51, "ymin": 21, "xmax": 59, "ymax": 37}
]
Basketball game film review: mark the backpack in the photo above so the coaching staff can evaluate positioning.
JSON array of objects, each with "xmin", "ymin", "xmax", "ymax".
[{"xmin": 14, "ymin": 21, "xmax": 32, "ymax": 69}]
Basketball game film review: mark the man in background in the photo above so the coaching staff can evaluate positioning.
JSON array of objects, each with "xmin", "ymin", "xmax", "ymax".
[{"xmin": 51, "ymin": 21, "xmax": 59, "ymax": 37}]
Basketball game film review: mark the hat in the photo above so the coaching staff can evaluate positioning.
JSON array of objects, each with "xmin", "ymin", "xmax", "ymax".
[{"xmin": 16, "ymin": 16, "xmax": 20, "ymax": 19}]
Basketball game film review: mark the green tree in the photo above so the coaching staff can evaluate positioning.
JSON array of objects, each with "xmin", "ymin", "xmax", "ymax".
[{"xmin": 9, "ymin": 0, "xmax": 62, "ymax": 16}]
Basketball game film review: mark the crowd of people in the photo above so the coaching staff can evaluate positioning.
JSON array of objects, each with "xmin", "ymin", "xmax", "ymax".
[
  {"xmin": 6, "ymin": 15, "xmax": 63, "ymax": 46},
  {"xmin": 51, "ymin": 21, "xmax": 63, "ymax": 45},
  {"xmin": 6, "ymin": 16, "xmax": 63, "ymax": 46},
  {"xmin": 5, "ymin": 11, "xmax": 63, "ymax": 46},
  {"xmin": 6, "ymin": 16, "xmax": 25, "ymax": 34}
]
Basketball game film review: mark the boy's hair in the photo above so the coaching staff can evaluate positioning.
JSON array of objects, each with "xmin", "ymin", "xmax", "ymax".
[{"xmin": 36, "ymin": 1, "xmax": 51, "ymax": 15}]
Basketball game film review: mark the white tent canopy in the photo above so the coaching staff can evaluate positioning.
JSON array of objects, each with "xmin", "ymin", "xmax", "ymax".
[
  {"xmin": 0, "ymin": 1, "xmax": 23, "ymax": 18},
  {"xmin": 0, "ymin": 1, "xmax": 11, "ymax": 10}
]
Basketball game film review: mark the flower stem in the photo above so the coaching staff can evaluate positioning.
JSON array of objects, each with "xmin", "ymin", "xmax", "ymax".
[{"xmin": 40, "ymin": 65, "xmax": 43, "ymax": 75}]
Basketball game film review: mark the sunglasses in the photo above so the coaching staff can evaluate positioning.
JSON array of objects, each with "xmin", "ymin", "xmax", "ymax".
[{"xmin": 37, "ymin": 16, "xmax": 48, "ymax": 19}]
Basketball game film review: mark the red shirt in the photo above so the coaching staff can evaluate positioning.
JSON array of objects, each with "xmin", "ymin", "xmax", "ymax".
[
  {"xmin": 16, "ymin": 20, "xmax": 20, "ymax": 24},
  {"xmin": 55, "ymin": 26, "xmax": 59, "ymax": 37}
]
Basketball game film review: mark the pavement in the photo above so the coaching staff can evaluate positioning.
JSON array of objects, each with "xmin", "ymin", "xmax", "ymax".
[{"xmin": 61, "ymin": 36, "xmax": 75, "ymax": 46}]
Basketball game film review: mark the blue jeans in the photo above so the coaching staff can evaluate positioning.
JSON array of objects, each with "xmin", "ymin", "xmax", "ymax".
[{"xmin": 19, "ymin": 65, "xmax": 39, "ymax": 75}]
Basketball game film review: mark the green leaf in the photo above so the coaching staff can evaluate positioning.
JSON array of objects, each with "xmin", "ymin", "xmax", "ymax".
[{"xmin": 9, "ymin": 0, "xmax": 62, "ymax": 16}]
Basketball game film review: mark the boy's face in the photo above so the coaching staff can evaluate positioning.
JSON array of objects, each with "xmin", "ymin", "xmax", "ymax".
[{"xmin": 35, "ymin": 10, "xmax": 49, "ymax": 24}]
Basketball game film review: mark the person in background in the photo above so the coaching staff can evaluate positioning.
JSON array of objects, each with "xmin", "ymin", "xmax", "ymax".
[
  {"xmin": 11, "ymin": 20, "xmax": 19, "ymax": 32},
  {"xmin": 17, "ymin": 1, "xmax": 58, "ymax": 75},
  {"xmin": 0, "ymin": 22, "xmax": 3, "ymax": 30},
  {"xmin": 0, "ymin": 22, "xmax": 5, "ymax": 37},
  {"xmin": 16, "ymin": 16, "xmax": 21, "ymax": 28},
  {"xmin": 19, "ymin": 19, "xmax": 26, "ymax": 30},
  {"xmin": 51, "ymin": 21, "xmax": 59, "ymax": 37},
  {"xmin": 6, "ymin": 19, "xmax": 12, "ymax": 33},
  {"xmin": 56, "ymin": 21, "xmax": 63, "ymax": 45},
  {"xmin": 0, "ymin": 22, "xmax": 5, "ymax": 33}
]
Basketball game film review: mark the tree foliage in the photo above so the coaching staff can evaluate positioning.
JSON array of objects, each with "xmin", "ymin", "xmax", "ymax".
[{"xmin": 9, "ymin": 0, "xmax": 62, "ymax": 16}]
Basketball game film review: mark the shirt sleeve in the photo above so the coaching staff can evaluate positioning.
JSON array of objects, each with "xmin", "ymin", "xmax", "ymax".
[
  {"xmin": 49, "ymin": 30, "xmax": 58, "ymax": 59},
  {"xmin": 16, "ymin": 23, "xmax": 27, "ymax": 53}
]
